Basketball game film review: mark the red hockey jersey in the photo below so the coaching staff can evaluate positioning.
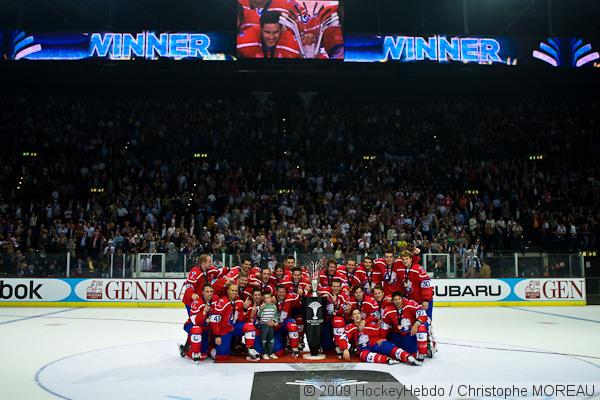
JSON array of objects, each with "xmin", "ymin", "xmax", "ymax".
[
  {"xmin": 355, "ymin": 264, "xmax": 383, "ymax": 295},
  {"xmin": 339, "ymin": 321, "xmax": 385, "ymax": 351},
  {"xmin": 212, "ymin": 265, "xmax": 260, "ymax": 296},
  {"xmin": 375, "ymin": 257, "xmax": 402, "ymax": 296},
  {"xmin": 319, "ymin": 286, "xmax": 350, "ymax": 319},
  {"xmin": 380, "ymin": 299, "xmax": 427, "ymax": 335},
  {"xmin": 182, "ymin": 265, "xmax": 221, "ymax": 306},
  {"xmin": 281, "ymin": 276, "xmax": 311, "ymax": 296},
  {"xmin": 252, "ymin": 278, "xmax": 277, "ymax": 295},
  {"xmin": 318, "ymin": 267, "xmax": 346, "ymax": 290},
  {"xmin": 276, "ymin": 292, "xmax": 300, "ymax": 323},
  {"xmin": 188, "ymin": 294, "xmax": 220, "ymax": 327},
  {"xmin": 209, "ymin": 297, "xmax": 249, "ymax": 336},
  {"xmin": 393, "ymin": 261, "xmax": 433, "ymax": 304},
  {"xmin": 372, "ymin": 296, "xmax": 392, "ymax": 320},
  {"xmin": 348, "ymin": 294, "xmax": 379, "ymax": 323},
  {"xmin": 339, "ymin": 265, "xmax": 362, "ymax": 291}
]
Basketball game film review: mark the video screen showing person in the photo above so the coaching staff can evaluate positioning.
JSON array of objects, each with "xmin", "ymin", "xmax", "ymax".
[{"xmin": 237, "ymin": 0, "xmax": 344, "ymax": 59}]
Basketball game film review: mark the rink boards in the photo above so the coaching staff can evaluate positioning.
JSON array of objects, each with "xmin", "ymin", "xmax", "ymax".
[{"xmin": 0, "ymin": 277, "xmax": 586, "ymax": 307}]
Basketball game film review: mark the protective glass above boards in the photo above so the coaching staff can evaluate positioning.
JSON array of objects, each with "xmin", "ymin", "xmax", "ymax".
[{"xmin": 236, "ymin": 0, "xmax": 344, "ymax": 60}]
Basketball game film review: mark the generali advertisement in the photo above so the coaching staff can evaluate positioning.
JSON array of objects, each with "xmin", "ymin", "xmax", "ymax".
[
  {"xmin": 73, "ymin": 279, "xmax": 186, "ymax": 302},
  {"xmin": 513, "ymin": 278, "xmax": 586, "ymax": 301},
  {"xmin": 0, "ymin": 278, "xmax": 586, "ymax": 305}
]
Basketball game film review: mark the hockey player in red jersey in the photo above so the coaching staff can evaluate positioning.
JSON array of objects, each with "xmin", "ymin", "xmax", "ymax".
[
  {"xmin": 355, "ymin": 256, "xmax": 383, "ymax": 295},
  {"xmin": 212, "ymin": 259, "xmax": 258, "ymax": 297},
  {"xmin": 338, "ymin": 309, "xmax": 421, "ymax": 365},
  {"xmin": 238, "ymin": 0, "xmax": 301, "ymax": 31},
  {"xmin": 381, "ymin": 291, "xmax": 429, "ymax": 361},
  {"xmin": 282, "ymin": 267, "xmax": 311, "ymax": 296},
  {"xmin": 394, "ymin": 250, "xmax": 433, "ymax": 310},
  {"xmin": 245, "ymin": 287, "xmax": 264, "ymax": 326},
  {"xmin": 180, "ymin": 284, "xmax": 219, "ymax": 361},
  {"xmin": 394, "ymin": 249, "xmax": 436, "ymax": 357},
  {"xmin": 271, "ymin": 264, "xmax": 291, "ymax": 287},
  {"xmin": 252, "ymin": 266, "xmax": 277, "ymax": 294},
  {"xmin": 181, "ymin": 254, "xmax": 220, "ymax": 314},
  {"xmin": 283, "ymin": 255, "xmax": 310, "ymax": 279},
  {"xmin": 232, "ymin": 258, "xmax": 262, "ymax": 279},
  {"xmin": 283, "ymin": 255, "xmax": 297, "ymax": 272},
  {"xmin": 243, "ymin": 288, "xmax": 267, "ymax": 355},
  {"xmin": 209, "ymin": 284, "xmax": 260, "ymax": 361},
  {"xmin": 237, "ymin": 273, "xmax": 255, "ymax": 303},
  {"xmin": 273, "ymin": 285, "xmax": 301, "ymax": 357},
  {"xmin": 340, "ymin": 258, "xmax": 361, "ymax": 293},
  {"xmin": 280, "ymin": 267, "xmax": 310, "ymax": 345},
  {"xmin": 319, "ymin": 279, "xmax": 350, "ymax": 352},
  {"xmin": 375, "ymin": 249, "xmax": 402, "ymax": 296},
  {"xmin": 348, "ymin": 285, "xmax": 379, "ymax": 323},
  {"xmin": 371, "ymin": 284, "xmax": 392, "ymax": 322},
  {"xmin": 237, "ymin": 11, "xmax": 301, "ymax": 59},
  {"xmin": 319, "ymin": 259, "xmax": 345, "ymax": 290}
]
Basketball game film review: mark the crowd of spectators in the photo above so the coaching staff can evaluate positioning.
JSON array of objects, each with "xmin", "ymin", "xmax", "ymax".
[{"xmin": 0, "ymin": 94, "xmax": 598, "ymax": 277}]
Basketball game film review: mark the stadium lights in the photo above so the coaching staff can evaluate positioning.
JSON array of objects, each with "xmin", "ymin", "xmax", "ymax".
[
  {"xmin": 278, "ymin": 189, "xmax": 293, "ymax": 194},
  {"xmin": 22, "ymin": 152, "xmax": 38, "ymax": 157},
  {"xmin": 465, "ymin": 189, "xmax": 479, "ymax": 195},
  {"xmin": 193, "ymin": 153, "xmax": 208, "ymax": 158},
  {"xmin": 580, "ymin": 251, "xmax": 597, "ymax": 257},
  {"xmin": 528, "ymin": 155, "xmax": 544, "ymax": 160},
  {"xmin": 363, "ymin": 155, "xmax": 377, "ymax": 160},
  {"xmin": 90, "ymin": 188, "xmax": 105, "ymax": 193}
]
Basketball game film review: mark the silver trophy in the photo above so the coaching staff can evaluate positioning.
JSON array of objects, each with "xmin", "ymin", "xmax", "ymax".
[
  {"xmin": 304, "ymin": 259, "xmax": 326, "ymax": 359},
  {"xmin": 307, "ymin": 260, "xmax": 322, "ymax": 297},
  {"xmin": 278, "ymin": 4, "xmax": 340, "ymax": 59}
]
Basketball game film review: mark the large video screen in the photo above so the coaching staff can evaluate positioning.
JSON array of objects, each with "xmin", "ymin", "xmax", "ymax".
[
  {"xmin": 1, "ymin": 8, "xmax": 598, "ymax": 70},
  {"xmin": 345, "ymin": 34, "xmax": 600, "ymax": 68},
  {"xmin": 236, "ymin": 0, "xmax": 343, "ymax": 59},
  {"xmin": 1, "ymin": 30, "xmax": 235, "ymax": 61}
]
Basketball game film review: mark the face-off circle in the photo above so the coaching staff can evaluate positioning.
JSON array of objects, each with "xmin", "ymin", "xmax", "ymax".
[{"xmin": 36, "ymin": 339, "xmax": 600, "ymax": 400}]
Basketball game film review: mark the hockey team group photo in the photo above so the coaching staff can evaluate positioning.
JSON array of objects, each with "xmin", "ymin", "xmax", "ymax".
[{"xmin": 179, "ymin": 251, "xmax": 436, "ymax": 366}]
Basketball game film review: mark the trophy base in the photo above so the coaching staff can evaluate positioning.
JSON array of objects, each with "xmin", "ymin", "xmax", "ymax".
[{"xmin": 302, "ymin": 353, "xmax": 327, "ymax": 360}]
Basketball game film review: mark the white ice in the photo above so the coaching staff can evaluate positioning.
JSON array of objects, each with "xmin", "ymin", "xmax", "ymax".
[{"xmin": 0, "ymin": 306, "xmax": 598, "ymax": 400}]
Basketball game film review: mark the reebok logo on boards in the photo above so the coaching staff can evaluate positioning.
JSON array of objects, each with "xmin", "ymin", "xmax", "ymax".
[{"xmin": 0, "ymin": 281, "xmax": 43, "ymax": 299}]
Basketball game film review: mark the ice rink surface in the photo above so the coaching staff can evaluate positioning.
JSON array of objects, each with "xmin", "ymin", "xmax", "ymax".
[{"xmin": 0, "ymin": 306, "xmax": 599, "ymax": 400}]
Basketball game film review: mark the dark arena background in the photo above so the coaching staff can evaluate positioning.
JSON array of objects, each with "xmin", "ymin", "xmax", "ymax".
[{"xmin": 1, "ymin": 1, "xmax": 600, "ymax": 400}]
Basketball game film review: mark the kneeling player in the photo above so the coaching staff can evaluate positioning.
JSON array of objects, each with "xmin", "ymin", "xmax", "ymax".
[
  {"xmin": 382, "ymin": 291, "xmax": 428, "ymax": 361},
  {"xmin": 209, "ymin": 284, "xmax": 260, "ymax": 361},
  {"xmin": 180, "ymin": 284, "xmax": 218, "ymax": 361},
  {"xmin": 339, "ymin": 309, "xmax": 421, "ymax": 366}
]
